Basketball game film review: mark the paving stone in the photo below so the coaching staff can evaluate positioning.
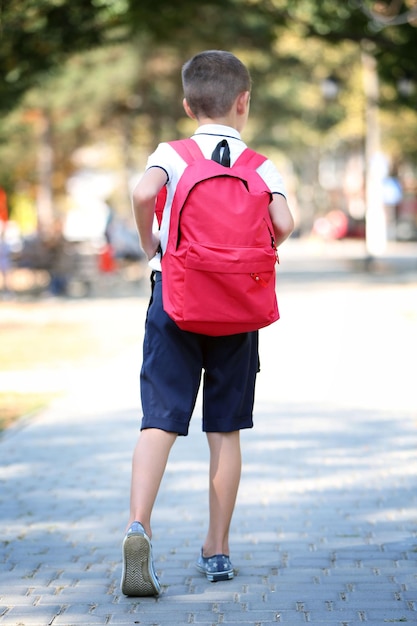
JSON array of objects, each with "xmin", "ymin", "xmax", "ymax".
[{"xmin": 1, "ymin": 273, "xmax": 416, "ymax": 625}]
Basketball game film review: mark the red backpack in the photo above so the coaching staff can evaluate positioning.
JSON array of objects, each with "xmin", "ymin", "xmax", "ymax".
[{"xmin": 159, "ymin": 138, "xmax": 279, "ymax": 336}]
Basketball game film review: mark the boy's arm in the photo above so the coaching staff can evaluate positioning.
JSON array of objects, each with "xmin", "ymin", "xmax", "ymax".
[
  {"xmin": 132, "ymin": 167, "xmax": 168, "ymax": 260},
  {"xmin": 268, "ymin": 194, "xmax": 294, "ymax": 248}
]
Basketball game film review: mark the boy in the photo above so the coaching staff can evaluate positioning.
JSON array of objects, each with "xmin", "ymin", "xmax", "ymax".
[{"xmin": 121, "ymin": 50, "xmax": 294, "ymax": 597}]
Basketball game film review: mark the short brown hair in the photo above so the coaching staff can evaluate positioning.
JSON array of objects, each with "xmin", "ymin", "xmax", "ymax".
[{"xmin": 182, "ymin": 50, "xmax": 251, "ymax": 119}]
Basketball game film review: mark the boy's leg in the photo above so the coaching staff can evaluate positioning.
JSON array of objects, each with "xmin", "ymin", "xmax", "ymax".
[
  {"xmin": 128, "ymin": 427, "xmax": 177, "ymax": 536},
  {"xmin": 200, "ymin": 331, "xmax": 258, "ymax": 560},
  {"xmin": 202, "ymin": 430, "xmax": 241, "ymax": 557},
  {"xmin": 121, "ymin": 427, "xmax": 177, "ymax": 597}
]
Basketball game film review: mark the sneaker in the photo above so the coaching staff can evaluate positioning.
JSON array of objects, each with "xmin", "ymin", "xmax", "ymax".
[
  {"xmin": 196, "ymin": 549, "xmax": 234, "ymax": 582},
  {"xmin": 121, "ymin": 522, "xmax": 161, "ymax": 596}
]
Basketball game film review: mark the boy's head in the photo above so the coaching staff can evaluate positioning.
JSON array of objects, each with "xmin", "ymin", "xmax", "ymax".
[{"xmin": 182, "ymin": 50, "xmax": 251, "ymax": 120}]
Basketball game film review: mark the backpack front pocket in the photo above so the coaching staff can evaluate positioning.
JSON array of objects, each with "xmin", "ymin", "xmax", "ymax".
[{"xmin": 180, "ymin": 243, "xmax": 278, "ymax": 333}]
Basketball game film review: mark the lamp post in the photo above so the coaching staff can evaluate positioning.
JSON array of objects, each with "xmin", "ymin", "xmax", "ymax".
[
  {"xmin": 23, "ymin": 108, "xmax": 55, "ymax": 231},
  {"xmin": 361, "ymin": 47, "xmax": 387, "ymax": 257}
]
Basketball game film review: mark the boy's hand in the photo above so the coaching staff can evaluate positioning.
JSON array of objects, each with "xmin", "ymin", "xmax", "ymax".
[
  {"xmin": 143, "ymin": 232, "xmax": 161, "ymax": 261},
  {"xmin": 269, "ymin": 194, "xmax": 294, "ymax": 247},
  {"xmin": 132, "ymin": 167, "xmax": 167, "ymax": 260}
]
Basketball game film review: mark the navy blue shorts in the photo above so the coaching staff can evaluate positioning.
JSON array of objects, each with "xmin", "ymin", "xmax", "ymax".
[{"xmin": 140, "ymin": 272, "xmax": 259, "ymax": 436}]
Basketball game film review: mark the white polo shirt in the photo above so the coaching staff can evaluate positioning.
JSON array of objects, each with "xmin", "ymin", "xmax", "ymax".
[{"xmin": 145, "ymin": 124, "xmax": 287, "ymax": 271}]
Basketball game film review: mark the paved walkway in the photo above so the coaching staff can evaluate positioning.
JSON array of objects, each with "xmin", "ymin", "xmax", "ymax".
[{"xmin": 1, "ymin": 251, "xmax": 417, "ymax": 625}]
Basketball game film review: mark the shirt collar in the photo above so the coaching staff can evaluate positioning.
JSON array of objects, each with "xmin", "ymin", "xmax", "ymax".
[{"xmin": 193, "ymin": 124, "xmax": 242, "ymax": 141}]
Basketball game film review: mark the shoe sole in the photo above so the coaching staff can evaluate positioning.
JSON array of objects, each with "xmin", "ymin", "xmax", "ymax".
[{"xmin": 121, "ymin": 533, "xmax": 160, "ymax": 596}]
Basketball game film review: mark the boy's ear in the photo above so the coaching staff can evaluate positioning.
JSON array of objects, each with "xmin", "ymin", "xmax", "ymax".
[
  {"xmin": 183, "ymin": 98, "xmax": 196, "ymax": 120},
  {"xmin": 236, "ymin": 91, "xmax": 251, "ymax": 115}
]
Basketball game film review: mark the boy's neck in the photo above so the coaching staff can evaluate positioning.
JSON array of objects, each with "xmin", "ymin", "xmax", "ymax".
[
  {"xmin": 196, "ymin": 117, "xmax": 239, "ymax": 131},
  {"xmin": 196, "ymin": 115, "xmax": 246, "ymax": 133},
  {"xmin": 196, "ymin": 91, "xmax": 250, "ymax": 133},
  {"xmin": 183, "ymin": 91, "xmax": 250, "ymax": 134},
  {"xmin": 197, "ymin": 115, "xmax": 237, "ymax": 127}
]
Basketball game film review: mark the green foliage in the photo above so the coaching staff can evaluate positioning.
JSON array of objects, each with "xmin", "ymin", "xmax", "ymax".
[
  {"xmin": 2, "ymin": 0, "xmax": 416, "ymax": 115},
  {"xmin": 0, "ymin": 0, "xmax": 416, "ymax": 222},
  {"xmin": 0, "ymin": 0, "xmax": 127, "ymax": 112}
]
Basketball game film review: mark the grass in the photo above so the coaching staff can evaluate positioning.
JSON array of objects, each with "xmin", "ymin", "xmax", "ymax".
[
  {"xmin": 0, "ymin": 321, "xmax": 97, "ymax": 371},
  {"xmin": 0, "ymin": 391, "xmax": 59, "ymax": 432},
  {"xmin": 0, "ymin": 299, "xmax": 142, "ymax": 432},
  {"xmin": 0, "ymin": 317, "xmax": 97, "ymax": 432},
  {"xmin": 0, "ymin": 318, "xmax": 99, "ymax": 432}
]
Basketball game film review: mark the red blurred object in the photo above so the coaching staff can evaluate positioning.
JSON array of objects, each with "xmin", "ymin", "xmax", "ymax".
[
  {"xmin": 0, "ymin": 187, "xmax": 8, "ymax": 222},
  {"xmin": 313, "ymin": 210, "xmax": 349, "ymax": 240},
  {"xmin": 98, "ymin": 243, "xmax": 117, "ymax": 273}
]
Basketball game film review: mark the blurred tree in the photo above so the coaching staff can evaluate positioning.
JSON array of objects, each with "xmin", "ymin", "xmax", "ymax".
[
  {"xmin": 0, "ymin": 0, "xmax": 273, "ymax": 113},
  {"xmin": 2, "ymin": 0, "xmax": 417, "ymax": 114},
  {"xmin": 0, "ymin": 0, "xmax": 128, "ymax": 112},
  {"xmin": 1, "ymin": 0, "xmax": 416, "ymax": 234},
  {"xmin": 282, "ymin": 0, "xmax": 417, "ymax": 101}
]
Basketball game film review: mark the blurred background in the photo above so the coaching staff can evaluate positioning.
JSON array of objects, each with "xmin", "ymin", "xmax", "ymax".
[{"xmin": 0, "ymin": 0, "xmax": 417, "ymax": 298}]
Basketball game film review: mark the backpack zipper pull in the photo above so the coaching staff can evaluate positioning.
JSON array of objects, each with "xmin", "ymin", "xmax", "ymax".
[{"xmin": 251, "ymin": 273, "xmax": 268, "ymax": 287}]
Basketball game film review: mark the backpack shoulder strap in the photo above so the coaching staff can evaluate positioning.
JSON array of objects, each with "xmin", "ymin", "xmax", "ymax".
[
  {"xmin": 155, "ymin": 185, "xmax": 167, "ymax": 227},
  {"xmin": 233, "ymin": 148, "xmax": 267, "ymax": 170},
  {"xmin": 155, "ymin": 139, "xmax": 204, "ymax": 226},
  {"xmin": 168, "ymin": 138, "xmax": 205, "ymax": 164},
  {"xmin": 169, "ymin": 141, "xmax": 267, "ymax": 170}
]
